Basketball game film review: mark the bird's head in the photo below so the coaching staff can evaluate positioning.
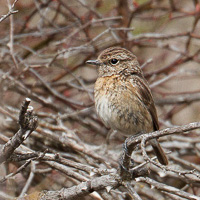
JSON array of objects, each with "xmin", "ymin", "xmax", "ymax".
[{"xmin": 86, "ymin": 47, "xmax": 142, "ymax": 77}]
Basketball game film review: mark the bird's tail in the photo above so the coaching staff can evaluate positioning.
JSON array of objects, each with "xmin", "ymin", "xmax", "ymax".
[{"xmin": 149, "ymin": 138, "xmax": 168, "ymax": 165}]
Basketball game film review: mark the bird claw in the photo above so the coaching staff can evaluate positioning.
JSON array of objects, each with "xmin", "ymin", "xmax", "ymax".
[
  {"xmin": 130, "ymin": 158, "xmax": 135, "ymax": 166},
  {"xmin": 123, "ymin": 137, "xmax": 130, "ymax": 156},
  {"xmin": 119, "ymin": 162, "xmax": 132, "ymax": 180},
  {"xmin": 123, "ymin": 135, "xmax": 136, "ymax": 156},
  {"xmin": 123, "ymin": 142, "xmax": 128, "ymax": 156}
]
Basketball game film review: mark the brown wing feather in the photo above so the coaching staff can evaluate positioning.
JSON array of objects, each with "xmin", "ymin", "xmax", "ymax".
[
  {"xmin": 133, "ymin": 76, "xmax": 159, "ymax": 131},
  {"xmin": 132, "ymin": 76, "xmax": 168, "ymax": 165}
]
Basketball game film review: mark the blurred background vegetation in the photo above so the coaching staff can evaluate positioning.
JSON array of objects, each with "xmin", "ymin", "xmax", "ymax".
[{"xmin": 1, "ymin": 0, "xmax": 200, "ymax": 199}]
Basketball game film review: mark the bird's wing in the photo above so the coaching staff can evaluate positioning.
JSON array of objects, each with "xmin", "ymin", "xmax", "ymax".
[{"xmin": 131, "ymin": 76, "xmax": 159, "ymax": 131}]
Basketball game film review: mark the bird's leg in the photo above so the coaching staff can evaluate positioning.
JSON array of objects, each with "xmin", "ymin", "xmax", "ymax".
[
  {"xmin": 119, "ymin": 136, "xmax": 135, "ymax": 179},
  {"xmin": 118, "ymin": 155, "xmax": 132, "ymax": 180},
  {"xmin": 123, "ymin": 134, "xmax": 139, "ymax": 156},
  {"xmin": 119, "ymin": 134, "xmax": 143, "ymax": 179}
]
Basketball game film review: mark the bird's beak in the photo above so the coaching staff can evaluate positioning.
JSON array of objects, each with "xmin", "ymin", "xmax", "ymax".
[{"xmin": 86, "ymin": 60, "xmax": 101, "ymax": 66}]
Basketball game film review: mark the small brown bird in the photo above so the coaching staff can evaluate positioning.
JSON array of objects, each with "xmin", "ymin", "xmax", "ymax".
[{"xmin": 86, "ymin": 47, "xmax": 168, "ymax": 165}]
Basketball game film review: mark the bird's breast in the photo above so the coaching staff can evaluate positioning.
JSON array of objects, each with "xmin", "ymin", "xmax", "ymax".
[{"xmin": 94, "ymin": 75, "xmax": 153, "ymax": 135}]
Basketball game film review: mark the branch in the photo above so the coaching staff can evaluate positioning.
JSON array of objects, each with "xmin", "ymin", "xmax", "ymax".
[
  {"xmin": 0, "ymin": 0, "xmax": 18, "ymax": 23},
  {"xmin": 137, "ymin": 177, "xmax": 200, "ymax": 200},
  {"xmin": 0, "ymin": 98, "xmax": 38, "ymax": 163},
  {"xmin": 155, "ymin": 93, "xmax": 200, "ymax": 105},
  {"xmin": 39, "ymin": 174, "xmax": 120, "ymax": 200},
  {"xmin": 120, "ymin": 122, "xmax": 200, "ymax": 179}
]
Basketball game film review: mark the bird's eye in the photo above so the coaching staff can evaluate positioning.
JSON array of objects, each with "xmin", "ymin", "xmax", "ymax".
[{"xmin": 110, "ymin": 59, "xmax": 119, "ymax": 65}]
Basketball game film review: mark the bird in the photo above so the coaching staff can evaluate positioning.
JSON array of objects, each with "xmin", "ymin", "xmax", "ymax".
[{"xmin": 86, "ymin": 47, "xmax": 168, "ymax": 165}]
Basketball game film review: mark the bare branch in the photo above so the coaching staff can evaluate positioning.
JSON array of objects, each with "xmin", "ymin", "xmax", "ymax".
[
  {"xmin": 0, "ymin": 98, "xmax": 38, "ymax": 163},
  {"xmin": 0, "ymin": 0, "xmax": 18, "ymax": 23}
]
